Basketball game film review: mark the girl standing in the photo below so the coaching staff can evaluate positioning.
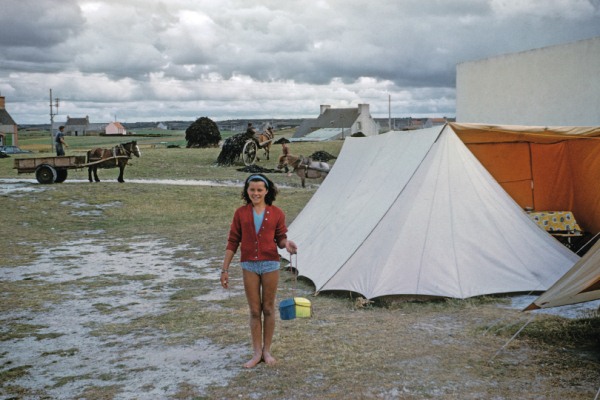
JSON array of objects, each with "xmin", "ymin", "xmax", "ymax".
[{"xmin": 221, "ymin": 174, "xmax": 297, "ymax": 368}]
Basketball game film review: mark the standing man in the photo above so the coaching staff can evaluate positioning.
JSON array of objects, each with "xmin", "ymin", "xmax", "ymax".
[{"xmin": 55, "ymin": 126, "xmax": 68, "ymax": 156}]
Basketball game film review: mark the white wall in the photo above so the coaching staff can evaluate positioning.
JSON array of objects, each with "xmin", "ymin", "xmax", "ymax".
[
  {"xmin": 354, "ymin": 103, "xmax": 378, "ymax": 136},
  {"xmin": 456, "ymin": 37, "xmax": 600, "ymax": 126}
]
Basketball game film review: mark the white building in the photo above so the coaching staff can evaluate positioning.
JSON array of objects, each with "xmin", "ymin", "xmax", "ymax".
[
  {"xmin": 105, "ymin": 122, "xmax": 127, "ymax": 135},
  {"xmin": 294, "ymin": 104, "xmax": 379, "ymax": 140},
  {"xmin": 456, "ymin": 36, "xmax": 600, "ymax": 126},
  {"xmin": 65, "ymin": 115, "xmax": 90, "ymax": 136}
]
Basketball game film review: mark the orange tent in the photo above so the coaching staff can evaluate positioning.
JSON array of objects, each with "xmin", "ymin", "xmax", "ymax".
[{"xmin": 450, "ymin": 123, "xmax": 600, "ymax": 234}]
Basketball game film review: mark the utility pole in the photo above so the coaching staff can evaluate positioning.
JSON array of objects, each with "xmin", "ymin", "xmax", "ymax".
[
  {"xmin": 388, "ymin": 94, "xmax": 392, "ymax": 132},
  {"xmin": 49, "ymin": 89, "xmax": 60, "ymax": 151}
]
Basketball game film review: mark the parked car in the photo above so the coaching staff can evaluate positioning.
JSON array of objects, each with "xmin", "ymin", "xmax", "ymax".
[{"xmin": 0, "ymin": 145, "xmax": 32, "ymax": 154}]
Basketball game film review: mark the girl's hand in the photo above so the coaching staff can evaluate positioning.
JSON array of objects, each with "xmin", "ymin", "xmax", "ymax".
[
  {"xmin": 286, "ymin": 240, "xmax": 298, "ymax": 255},
  {"xmin": 220, "ymin": 270, "xmax": 229, "ymax": 289}
]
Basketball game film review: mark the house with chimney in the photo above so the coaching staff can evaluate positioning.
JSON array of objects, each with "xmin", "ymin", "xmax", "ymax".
[
  {"xmin": 0, "ymin": 96, "xmax": 18, "ymax": 145},
  {"xmin": 293, "ymin": 104, "xmax": 379, "ymax": 141},
  {"xmin": 65, "ymin": 115, "xmax": 90, "ymax": 136}
]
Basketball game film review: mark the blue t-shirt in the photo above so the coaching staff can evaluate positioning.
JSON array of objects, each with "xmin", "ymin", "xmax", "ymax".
[{"xmin": 253, "ymin": 209, "xmax": 264, "ymax": 233}]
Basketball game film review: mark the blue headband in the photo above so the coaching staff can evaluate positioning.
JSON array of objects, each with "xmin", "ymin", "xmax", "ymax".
[{"xmin": 248, "ymin": 175, "xmax": 269, "ymax": 188}]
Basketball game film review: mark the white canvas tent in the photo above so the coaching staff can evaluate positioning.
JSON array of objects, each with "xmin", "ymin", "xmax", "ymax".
[
  {"xmin": 281, "ymin": 125, "xmax": 579, "ymax": 299},
  {"xmin": 526, "ymin": 239, "xmax": 600, "ymax": 310}
]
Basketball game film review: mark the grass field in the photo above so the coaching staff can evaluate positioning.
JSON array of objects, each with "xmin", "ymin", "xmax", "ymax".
[{"xmin": 1, "ymin": 130, "xmax": 599, "ymax": 399}]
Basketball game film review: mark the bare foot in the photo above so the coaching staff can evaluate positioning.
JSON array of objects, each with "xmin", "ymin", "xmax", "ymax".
[
  {"xmin": 262, "ymin": 351, "xmax": 276, "ymax": 366},
  {"xmin": 243, "ymin": 353, "xmax": 262, "ymax": 369}
]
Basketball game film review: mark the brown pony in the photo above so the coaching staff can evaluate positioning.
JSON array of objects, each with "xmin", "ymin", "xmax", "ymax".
[
  {"xmin": 278, "ymin": 154, "xmax": 330, "ymax": 188},
  {"xmin": 86, "ymin": 141, "xmax": 141, "ymax": 183},
  {"xmin": 255, "ymin": 127, "xmax": 274, "ymax": 161}
]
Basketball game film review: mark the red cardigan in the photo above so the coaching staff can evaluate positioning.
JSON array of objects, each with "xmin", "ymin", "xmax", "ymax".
[{"xmin": 226, "ymin": 204, "xmax": 288, "ymax": 262}]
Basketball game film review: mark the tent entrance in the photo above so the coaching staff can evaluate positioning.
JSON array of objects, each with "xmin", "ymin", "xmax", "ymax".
[{"xmin": 452, "ymin": 123, "xmax": 600, "ymax": 234}]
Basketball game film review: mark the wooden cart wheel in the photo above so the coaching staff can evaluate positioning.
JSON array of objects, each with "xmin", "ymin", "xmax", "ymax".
[
  {"xmin": 55, "ymin": 169, "xmax": 68, "ymax": 183},
  {"xmin": 35, "ymin": 164, "xmax": 57, "ymax": 184},
  {"xmin": 242, "ymin": 140, "xmax": 258, "ymax": 166}
]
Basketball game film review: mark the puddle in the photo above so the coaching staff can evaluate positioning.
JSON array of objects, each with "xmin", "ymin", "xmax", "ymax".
[
  {"xmin": 78, "ymin": 229, "xmax": 106, "ymax": 236},
  {"xmin": 507, "ymin": 295, "xmax": 600, "ymax": 319},
  {"xmin": 59, "ymin": 200, "xmax": 123, "ymax": 217},
  {"xmin": 0, "ymin": 177, "xmax": 242, "ymax": 188},
  {"xmin": 60, "ymin": 200, "xmax": 122, "ymax": 209},
  {"xmin": 6, "ymin": 237, "xmax": 210, "ymax": 283},
  {"xmin": 126, "ymin": 178, "xmax": 243, "ymax": 187},
  {"xmin": 1, "ymin": 237, "xmax": 245, "ymax": 398},
  {"xmin": 0, "ymin": 181, "xmax": 47, "ymax": 195},
  {"xmin": 0, "ymin": 178, "xmax": 299, "ymax": 189}
]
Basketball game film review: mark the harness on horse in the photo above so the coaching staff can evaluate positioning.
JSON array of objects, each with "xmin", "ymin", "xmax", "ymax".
[
  {"xmin": 252, "ymin": 130, "xmax": 274, "ymax": 147},
  {"xmin": 297, "ymin": 157, "xmax": 311, "ymax": 170},
  {"xmin": 263, "ymin": 130, "xmax": 274, "ymax": 140},
  {"xmin": 92, "ymin": 144, "xmax": 131, "ymax": 165},
  {"xmin": 294, "ymin": 156, "xmax": 330, "ymax": 174}
]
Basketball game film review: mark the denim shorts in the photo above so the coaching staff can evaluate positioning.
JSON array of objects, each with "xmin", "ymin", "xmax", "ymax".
[{"xmin": 241, "ymin": 260, "xmax": 280, "ymax": 275}]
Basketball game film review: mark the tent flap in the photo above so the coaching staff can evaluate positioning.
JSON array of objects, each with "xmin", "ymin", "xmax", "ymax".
[
  {"xmin": 527, "ymin": 239, "xmax": 600, "ymax": 309},
  {"xmin": 452, "ymin": 122, "xmax": 600, "ymax": 232}
]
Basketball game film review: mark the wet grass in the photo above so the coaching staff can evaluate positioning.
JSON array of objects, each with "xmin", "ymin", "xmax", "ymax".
[
  {"xmin": 0, "ymin": 280, "xmax": 73, "ymax": 313},
  {"xmin": 0, "ymin": 322, "xmax": 65, "ymax": 342},
  {"xmin": 40, "ymin": 348, "xmax": 79, "ymax": 357},
  {"xmin": 77, "ymin": 385, "xmax": 124, "ymax": 400},
  {"xmin": 503, "ymin": 314, "xmax": 600, "ymax": 346},
  {"xmin": 168, "ymin": 278, "xmax": 214, "ymax": 301},
  {"xmin": 0, "ymin": 364, "xmax": 32, "ymax": 382}
]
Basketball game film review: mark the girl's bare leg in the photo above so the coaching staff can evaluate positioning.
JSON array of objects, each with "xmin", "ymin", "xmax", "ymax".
[
  {"xmin": 260, "ymin": 270, "xmax": 279, "ymax": 365},
  {"xmin": 243, "ymin": 269, "xmax": 263, "ymax": 368}
]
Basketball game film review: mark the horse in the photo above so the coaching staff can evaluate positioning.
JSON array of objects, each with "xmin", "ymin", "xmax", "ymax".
[
  {"xmin": 86, "ymin": 141, "xmax": 141, "ymax": 183},
  {"xmin": 278, "ymin": 154, "xmax": 330, "ymax": 188},
  {"xmin": 255, "ymin": 127, "xmax": 274, "ymax": 161}
]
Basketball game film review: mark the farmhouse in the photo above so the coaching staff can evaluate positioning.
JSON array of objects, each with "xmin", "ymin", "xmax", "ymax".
[
  {"xmin": 65, "ymin": 115, "xmax": 90, "ymax": 136},
  {"xmin": 105, "ymin": 121, "xmax": 127, "ymax": 135},
  {"xmin": 293, "ymin": 104, "xmax": 379, "ymax": 141},
  {"xmin": 0, "ymin": 96, "xmax": 18, "ymax": 145}
]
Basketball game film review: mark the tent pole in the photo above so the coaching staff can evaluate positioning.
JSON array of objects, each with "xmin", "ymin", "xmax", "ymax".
[
  {"xmin": 528, "ymin": 142, "xmax": 535, "ymax": 210},
  {"xmin": 594, "ymin": 385, "xmax": 600, "ymax": 400},
  {"xmin": 576, "ymin": 231, "xmax": 600, "ymax": 255},
  {"xmin": 489, "ymin": 314, "xmax": 535, "ymax": 362}
]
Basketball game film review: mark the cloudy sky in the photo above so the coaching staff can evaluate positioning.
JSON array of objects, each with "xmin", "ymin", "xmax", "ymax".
[{"xmin": 1, "ymin": 0, "xmax": 599, "ymax": 124}]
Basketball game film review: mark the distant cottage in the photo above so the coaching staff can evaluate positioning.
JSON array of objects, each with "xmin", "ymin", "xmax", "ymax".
[
  {"xmin": 105, "ymin": 121, "xmax": 127, "ymax": 135},
  {"xmin": 0, "ymin": 96, "xmax": 18, "ymax": 145},
  {"xmin": 293, "ymin": 104, "xmax": 379, "ymax": 141},
  {"xmin": 65, "ymin": 115, "xmax": 90, "ymax": 136}
]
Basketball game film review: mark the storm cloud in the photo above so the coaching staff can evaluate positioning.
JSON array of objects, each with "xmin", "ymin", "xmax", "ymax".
[{"xmin": 1, "ymin": 0, "xmax": 599, "ymax": 123}]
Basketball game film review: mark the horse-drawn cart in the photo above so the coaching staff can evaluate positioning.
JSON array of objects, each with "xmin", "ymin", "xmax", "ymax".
[
  {"xmin": 14, "ymin": 141, "xmax": 141, "ymax": 184},
  {"xmin": 242, "ymin": 134, "xmax": 275, "ymax": 166},
  {"xmin": 14, "ymin": 152, "xmax": 135, "ymax": 184}
]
